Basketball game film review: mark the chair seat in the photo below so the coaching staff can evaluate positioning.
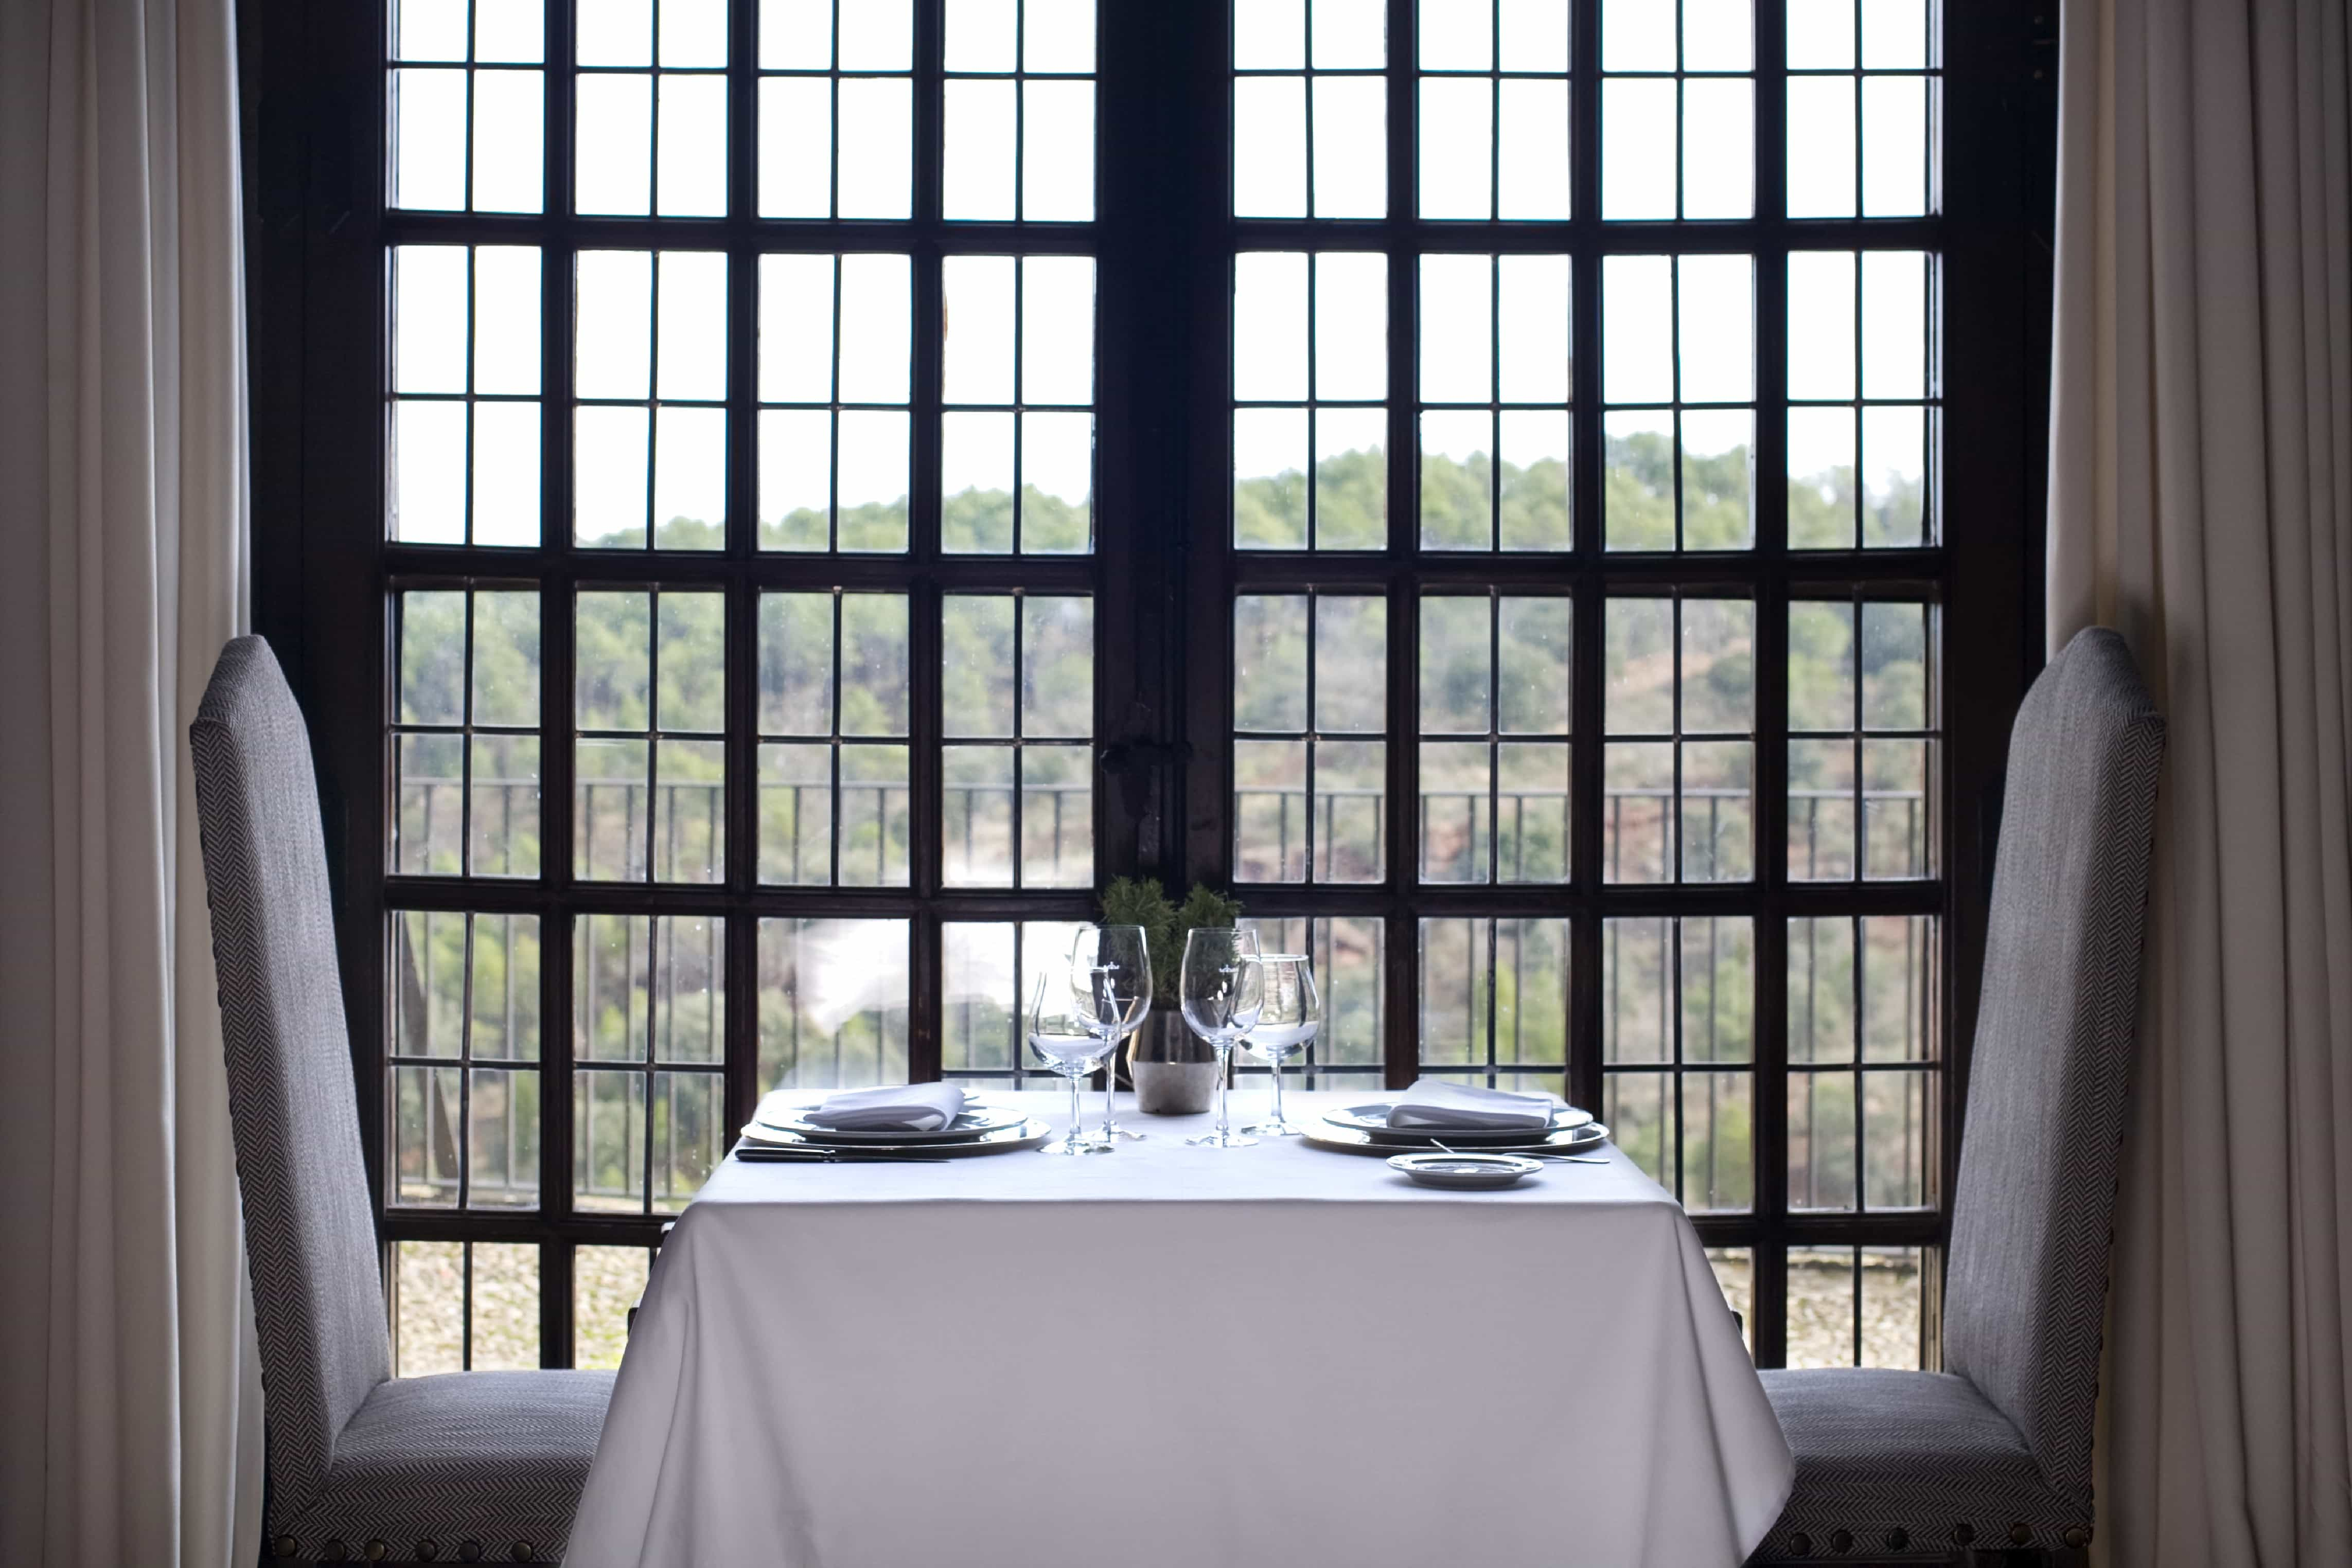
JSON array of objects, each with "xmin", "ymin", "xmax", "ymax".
[
  {"xmin": 1749, "ymin": 1368, "xmax": 2085, "ymax": 1559},
  {"xmin": 278, "ymin": 1369, "xmax": 615, "ymax": 1562}
]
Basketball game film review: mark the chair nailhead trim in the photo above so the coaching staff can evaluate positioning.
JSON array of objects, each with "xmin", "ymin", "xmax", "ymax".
[
  {"xmin": 1883, "ymin": 1528, "xmax": 1907, "ymax": 1551},
  {"xmin": 510, "ymin": 1545, "xmax": 535, "ymax": 1563},
  {"xmin": 1789, "ymin": 1532, "xmax": 1812, "ymax": 1555},
  {"xmin": 1828, "ymin": 1528, "xmax": 1853, "ymax": 1552},
  {"xmin": 2010, "ymin": 1522, "xmax": 2033, "ymax": 1545},
  {"xmin": 1951, "ymin": 1523, "xmax": 1974, "ymax": 1546},
  {"xmin": 365, "ymin": 1543, "xmax": 388, "ymax": 1562},
  {"xmin": 273, "ymin": 1537, "xmax": 297, "ymax": 1559},
  {"xmin": 2063, "ymin": 1526, "xmax": 2091, "ymax": 1549},
  {"xmin": 322, "ymin": 1544, "xmax": 348, "ymax": 1563},
  {"xmin": 416, "ymin": 1542, "xmax": 439, "ymax": 1562},
  {"xmin": 459, "ymin": 1543, "xmax": 484, "ymax": 1562}
]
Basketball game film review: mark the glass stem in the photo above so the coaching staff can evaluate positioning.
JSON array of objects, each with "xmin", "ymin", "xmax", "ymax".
[
  {"xmin": 1214, "ymin": 1042, "xmax": 1232, "ymax": 1137},
  {"xmin": 1067, "ymin": 1072, "xmax": 1082, "ymax": 1149},
  {"xmin": 1099, "ymin": 1034, "xmax": 1118, "ymax": 1133},
  {"xmin": 1270, "ymin": 1052, "xmax": 1285, "ymax": 1127}
]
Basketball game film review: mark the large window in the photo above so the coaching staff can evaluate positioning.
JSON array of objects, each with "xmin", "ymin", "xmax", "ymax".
[{"xmin": 249, "ymin": 0, "xmax": 2045, "ymax": 1379}]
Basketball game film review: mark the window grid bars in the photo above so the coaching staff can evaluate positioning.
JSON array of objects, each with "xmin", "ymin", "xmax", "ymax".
[{"xmin": 1221, "ymin": 0, "xmax": 1950, "ymax": 1367}]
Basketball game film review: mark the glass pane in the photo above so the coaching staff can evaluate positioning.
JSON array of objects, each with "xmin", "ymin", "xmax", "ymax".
[
  {"xmin": 1236, "ymin": 0, "xmax": 1305, "ymax": 68},
  {"xmin": 1234, "ymin": 408, "xmax": 1308, "ymax": 549},
  {"xmin": 1708, "ymin": 1247, "xmax": 1755, "ymax": 1353},
  {"xmin": 838, "ymin": 78, "xmax": 913, "ymax": 219},
  {"xmin": 1790, "ymin": 1070, "xmax": 1858, "ymax": 1210},
  {"xmin": 466, "ymin": 1242, "xmax": 539, "ymax": 1369},
  {"xmin": 1233, "ymin": 76, "xmax": 1308, "ymax": 218},
  {"xmin": 1316, "ymin": 596, "xmax": 1387, "ymax": 732},
  {"xmin": 944, "ymin": 745, "xmax": 1015, "ymax": 884},
  {"xmin": 656, "ymin": 75, "xmax": 727, "ymax": 217},
  {"xmin": 1313, "ymin": 408, "xmax": 1386, "ymax": 549},
  {"xmin": 469, "ymin": 913, "xmax": 543, "ymax": 1061},
  {"xmin": 758, "ymin": 919, "xmax": 912, "ymax": 1089},
  {"xmin": 943, "ymin": 412, "xmax": 1016, "ymax": 551},
  {"xmin": 1419, "ymin": 596, "xmax": 1491, "ymax": 734},
  {"xmin": 1023, "ymin": 80, "xmax": 1095, "ymax": 220},
  {"xmin": 1681, "ymin": 78, "xmax": 1753, "ymax": 219},
  {"xmin": 1861, "ymin": 915, "xmax": 1937, "ymax": 1062},
  {"xmin": 1682, "ymin": 1072, "xmax": 1752, "ymax": 1212},
  {"xmin": 758, "ymin": 77, "xmax": 831, "ymax": 216},
  {"xmin": 1600, "ymin": 78, "xmax": 1675, "ymax": 220},
  {"xmin": 1314, "ymin": 76, "xmax": 1387, "ymax": 218},
  {"xmin": 944, "ymin": 78, "xmax": 1018, "ymax": 219},
  {"xmin": 1788, "ymin": 915, "xmax": 1858, "ymax": 1064},
  {"xmin": 392, "ymin": 400, "xmax": 467, "ymax": 543},
  {"xmin": 1315, "ymin": 740, "xmax": 1385, "ymax": 882},
  {"xmin": 1315, "ymin": 253, "xmax": 1387, "ymax": 401},
  {"xmin": 1235, "ymin": 253, "xmax": 1309, "ymax": 402},
  {"xmin": 1604, "ymin": 1070, "xmax": 1668, "ymax": 1184},
  {"xmin": 1234, "ymin": 595, "xmax": 1308, "ymax": 733},
  {"xmin": 469, "ymin": 734, "xmax": 541, "ymax": 876},
  {"xmin": 650, "ymin": 1071, "xmax": 721, "ymax": 1210},
  {"xmin": 1497, "ymin": 254, "xmax": 1571, "ymax": 403},
  {"xmin": 474, "ymin": 87, "xmax": 543, "ymax": 213},
  {"xmin": 1497, "ymin": 78, "xmax": 1569, "ymax": 219},
  {"xmin": 573, "ymin": 1245, "xmax": 651, "ymax": 1371},
  {"xmin": 1861, "ymin": 75, "xmax": 1927, "ymax": 216},
  {"xmin": 1787, "ymin": 1246, "xmax": 1858, "ymax": 1367},
  {"xmin": 1605, "ymin": 597, "xmax": 1673, "ymax": 735},
  {"xmin": 944, "ymin": 257, "xmax": 1016, "ymax": 405},
  {"xmin": 1235, "ymin": 739, "xmax": 1307, "ymax": 881},
  {"xmin": 943, "ymin": 597, "xmax": 1016, "ymax": 737},
  {"xmin": 573, "ymin": 1068, "xmax": 646, "ymax": 1211},
  {"xmin": 1786, "ymin": 76, "xmax": 1857, "ymax": 218},
  {"xmin": 1678, "ymin": 254, "xmax": 1755, "ymax": 403},
  {"xmin": 391, "ymin": 69, "xmax": 467, "ymax": 210},
  {"xmin": 1022, "ymin": 597, "xmax": 1093, "ymax": 737},
  {"xmin": 1860, "ymin": 1246, "xmax": 1928, "ymax": 1368},
  {"xmin": 392, "ymin": 912, "xmax": 465, "ymax": 1060},
  {"xmin": 1787, "ymin": 406, "xmax": 1856, "ymax": 548},
  {"xmin": 392, "ymin": 1241, "xmax": 463, "ymax": 1375},
  {"xmin": 1863, "ymin": 1069, "xmax": 1934, "ymax": 1208},
  {"xmin": 1602, "ymin": 919, "xmax": 1671, "ymax": 1063},
  {"xmin": 1499, "ymin": 410, "xmax": 1572, "ymax": 550},
  {"xmin": 1497, "ymin": 742, "xmax": 1569, "ymax": 882},
  {"xmin": 1788, "ymin": 0, "xmax": 1855, "ymax": 67},
  {"xmin": 1419, "ymin": 77, "xmax": 1493, "ymax": 221},
  {"xmin": 393, "ymin": 1064, "xmax": 463, "ymax": 1206},
  {"xmin": 575, "ymin": 74, "xmax": 653, "ymax": 215},
  {"xmin": 1420, "ymin": 255, "xmax": 1492, "ymax": 404}
]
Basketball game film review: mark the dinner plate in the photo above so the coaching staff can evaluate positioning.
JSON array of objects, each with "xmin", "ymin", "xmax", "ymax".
[
  {"xmin": 1386, "ymin": 1152, "xmax": 1545, "ymax": 1190},
  {"xmin": 1322, "ymin": 1100, "xmax": 1595, "ymax": 1145},
  {"xmin": 750, "ymin": 1099, "xmax": 1030, "ymax": 1145},
  {"xmin": 734, "ymin": 1118, "xmax": 1054, "ymax": 1160},
  {"xmin": 1301, "ymin": 1121, "xmax": 1610, "ymax": 1159}
]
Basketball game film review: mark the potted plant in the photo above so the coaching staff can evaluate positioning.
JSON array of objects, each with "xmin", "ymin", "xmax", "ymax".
[{"xmin": 1099, "ymin": 876, "xmax": 1243, "ymax": 1113}]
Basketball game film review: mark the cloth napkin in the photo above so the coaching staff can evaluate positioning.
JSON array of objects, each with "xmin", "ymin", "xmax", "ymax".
[
  {"xmin": 1385, "ymin": 1078, "xmax": 1562, "ymax": 1131},
  {"xmin": 800, "ymin": 1083, "xmax": 970, "ymax": 1132}
]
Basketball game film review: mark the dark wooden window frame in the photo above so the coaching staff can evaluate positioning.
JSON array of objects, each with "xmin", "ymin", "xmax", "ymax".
[{"xmin": 241, "ymin": 0, "xmax": 2052, "ymax": 1370}]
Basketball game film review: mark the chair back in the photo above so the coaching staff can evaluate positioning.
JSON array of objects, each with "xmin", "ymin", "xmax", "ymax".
[
  {"xmin": 190, "ymin": 637, "xmax": 391, "ymax": 1521},
  {"xmin": 1942, "ymin": 627, "xmax": 2163, "ymax": 1511}
]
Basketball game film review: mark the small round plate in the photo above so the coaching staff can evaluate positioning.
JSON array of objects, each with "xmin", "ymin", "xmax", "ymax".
[
  {"xmin": 1386, "ymin": 1152, "xmax": 1545, "ymax": 1190},
  {"xmin": 751, "ymin": 1100, "xmax": 1029, "ymax": 1144},
  {"xmin": 1324, "ymin": 1100, "xmax": 1594, "ymax": 1145}
]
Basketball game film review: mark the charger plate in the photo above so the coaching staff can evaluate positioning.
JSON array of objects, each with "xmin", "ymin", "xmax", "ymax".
[
  {"xmin": 1302, "ymin": 1121, "xmax": 1609, "ymax": 1159},
  {"xmin": 750, "ymin": 1099, "xmax": 1030, "ymax": 1145},
  {"xmin": 735, "ymin": 1118, "xmax": 1052, "ymax": 1160},
  {"xmin": 1321, "ymin": 1100, "xmax": 1595, "ymax": 1147}
]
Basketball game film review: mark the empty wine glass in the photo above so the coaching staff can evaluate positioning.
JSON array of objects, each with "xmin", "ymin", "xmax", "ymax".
[
  {"xmin": 1241, "ymin": 954, "xmax": 1319, "ymax": 1137},
  {"xmin": 1180, "ymin": 926, "xmax": 1264, "ymax": 1148},
  {"xmin": 1070, "ymin": 925, "xmax": 1152, "ymax": 1144},
  {"xmin": 1029, "ymin": 973, "xmax": 1113, "ymax": 1155}
]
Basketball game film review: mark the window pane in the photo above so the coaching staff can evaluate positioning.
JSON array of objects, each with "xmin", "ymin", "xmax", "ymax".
[{"xmin": 574, "ymin": 1245, "xmax": 652, "ymax": 1370}]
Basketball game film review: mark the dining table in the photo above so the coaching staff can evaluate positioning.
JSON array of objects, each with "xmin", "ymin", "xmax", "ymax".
[{"xmin": 564, "ymin": 1088, "xmax": 1794, "ymax": 1568}]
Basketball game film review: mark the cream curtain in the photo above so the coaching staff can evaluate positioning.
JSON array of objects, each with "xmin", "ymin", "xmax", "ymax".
[
  {"xmin": 2047, "ymin": 0, "xmax": 2352, "ymax": 1563},
  {"xmin": 0, "ymin": 1, "xmax": 263, "ymax": 1565}
]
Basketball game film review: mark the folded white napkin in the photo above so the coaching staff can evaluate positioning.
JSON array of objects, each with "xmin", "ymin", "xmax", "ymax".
[
  {"xmin": 801, "ymin": 1083, "xmax": 970, "ymax": 1132},
  {"xmin": 1386, "ymin": 1078, "xmax": 1562, "ymax": 1131}
]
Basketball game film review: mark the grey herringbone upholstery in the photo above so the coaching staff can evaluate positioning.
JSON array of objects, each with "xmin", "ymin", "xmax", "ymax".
[
  {"xmin": 1752, "ymin": 628, "xmax": 2164, "ymax": 1561},
  {"xmin": 192, "ymin": 637, "xmax": 611, "ymax": 1563}
]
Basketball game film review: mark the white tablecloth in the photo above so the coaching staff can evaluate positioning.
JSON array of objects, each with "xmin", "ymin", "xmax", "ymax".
[{"xmin": 568, "ymin": 1091, "xmax": 1792, "ymax": 1568}]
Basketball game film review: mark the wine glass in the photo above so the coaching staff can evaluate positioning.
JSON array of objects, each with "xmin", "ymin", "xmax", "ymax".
[
  {"xmin": 1241, "ymin": 953, "xmax": 1319, "ymax": 1137},
  {"xmin": 1180, "ymin": 926, "xmax": 1264, "ymax": 1148},
  {"xmin": 1028, "ymin": 972, "xmax": 1113, "ymax": 1155},
  {"xmin": 1070, "ymin": 925, "xmax": 1152, "ymax": 1144}
]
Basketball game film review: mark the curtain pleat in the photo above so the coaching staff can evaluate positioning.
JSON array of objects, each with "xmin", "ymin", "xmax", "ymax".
[
  {"xmin": 2048, "ymin": 3, "xmax": 2352, "ymax": 1564},
  {"xmin": 0, "ymin": 2, "xmax": 260, "ymax": 1564}
]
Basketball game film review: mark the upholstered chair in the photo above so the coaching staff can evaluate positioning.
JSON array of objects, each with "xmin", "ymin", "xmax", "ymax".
[
  {"xmin": 1749, "ymin": 628, "xmax": 2165, "ymax": 1563},
  {"xmin": 191, "ymin": 637, "xmax": 613, "ymax": 1564}
]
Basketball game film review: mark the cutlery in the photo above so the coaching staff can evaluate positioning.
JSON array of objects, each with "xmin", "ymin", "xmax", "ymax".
[
  {"xmin": 1428, "ymin": 1137, "xmax": 1608, "ymax": 1165},
  {"xmin": 736, "ymin": 1146, "xmax": 954, "ymax": 1164}
]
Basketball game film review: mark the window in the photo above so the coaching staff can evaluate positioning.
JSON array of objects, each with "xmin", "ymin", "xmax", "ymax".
[{"xmin": 252, "ymin": 0, "xmax": 2044, "ymax": 1379}]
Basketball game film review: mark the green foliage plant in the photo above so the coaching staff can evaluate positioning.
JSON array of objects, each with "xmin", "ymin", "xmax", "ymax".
[{"xmin": 1098, "ymin": 876, "xmax": 1244, "ymax": 1006}]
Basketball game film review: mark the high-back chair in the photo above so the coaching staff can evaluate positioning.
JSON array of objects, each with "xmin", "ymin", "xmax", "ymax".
[
  {"xmin": 1750, "ymin": 627, "xmax": 2165, "ymax": 1563},
  {"xmin": 192, "ymin": 636, "xmax": 613, "ymax": 1565}
]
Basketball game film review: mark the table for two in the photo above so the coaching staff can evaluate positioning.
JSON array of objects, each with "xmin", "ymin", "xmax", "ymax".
[{"xmin": 567, "ymin": 1090, "xmax": 1793, "ymax": 1568}]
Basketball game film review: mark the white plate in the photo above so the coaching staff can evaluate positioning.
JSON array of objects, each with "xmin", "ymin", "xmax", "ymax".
[
  {"xmin": 1323, "ymin": 1100, "xmax": 1594, "ymax": 1145},
  {"xmin": 1386, "ymin": 1152, "xmax": 1545, "ymax": 1189},
  {"xmin": 750, "ymin": 1100, "xmax": 1030, "ymax": 1144},
  {"xmin": 1302, "ymin": 1121, "xmax": 1611, "ymax": 1159},
  {"xmin": 734, "ymin": 1119, "xmax": 1053, "ymax": 1159}
]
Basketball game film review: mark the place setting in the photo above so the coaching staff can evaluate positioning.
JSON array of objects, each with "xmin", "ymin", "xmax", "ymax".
[
  {"xmin": 735, "ymin": 1084, "xmax": 1051, "ymax": 1163},
  {"xmin": 1300, "ymin": 1077, "xmax": 1614, "ymax": 1190}
]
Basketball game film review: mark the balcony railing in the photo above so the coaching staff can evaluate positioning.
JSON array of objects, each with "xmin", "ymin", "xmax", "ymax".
[{"xmin": 393, "ymin": 777, "xmax": 1930, "ymax": 1208}]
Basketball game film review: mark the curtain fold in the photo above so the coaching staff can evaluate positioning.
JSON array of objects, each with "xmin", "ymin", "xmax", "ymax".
[
  {"xmin": 2048, "ymin": 2, "xmax": 2352, "ymax": 1564},
  {"xmin": 0, "ymin": 1, "xmax": 262, "ymax": 1565}
]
